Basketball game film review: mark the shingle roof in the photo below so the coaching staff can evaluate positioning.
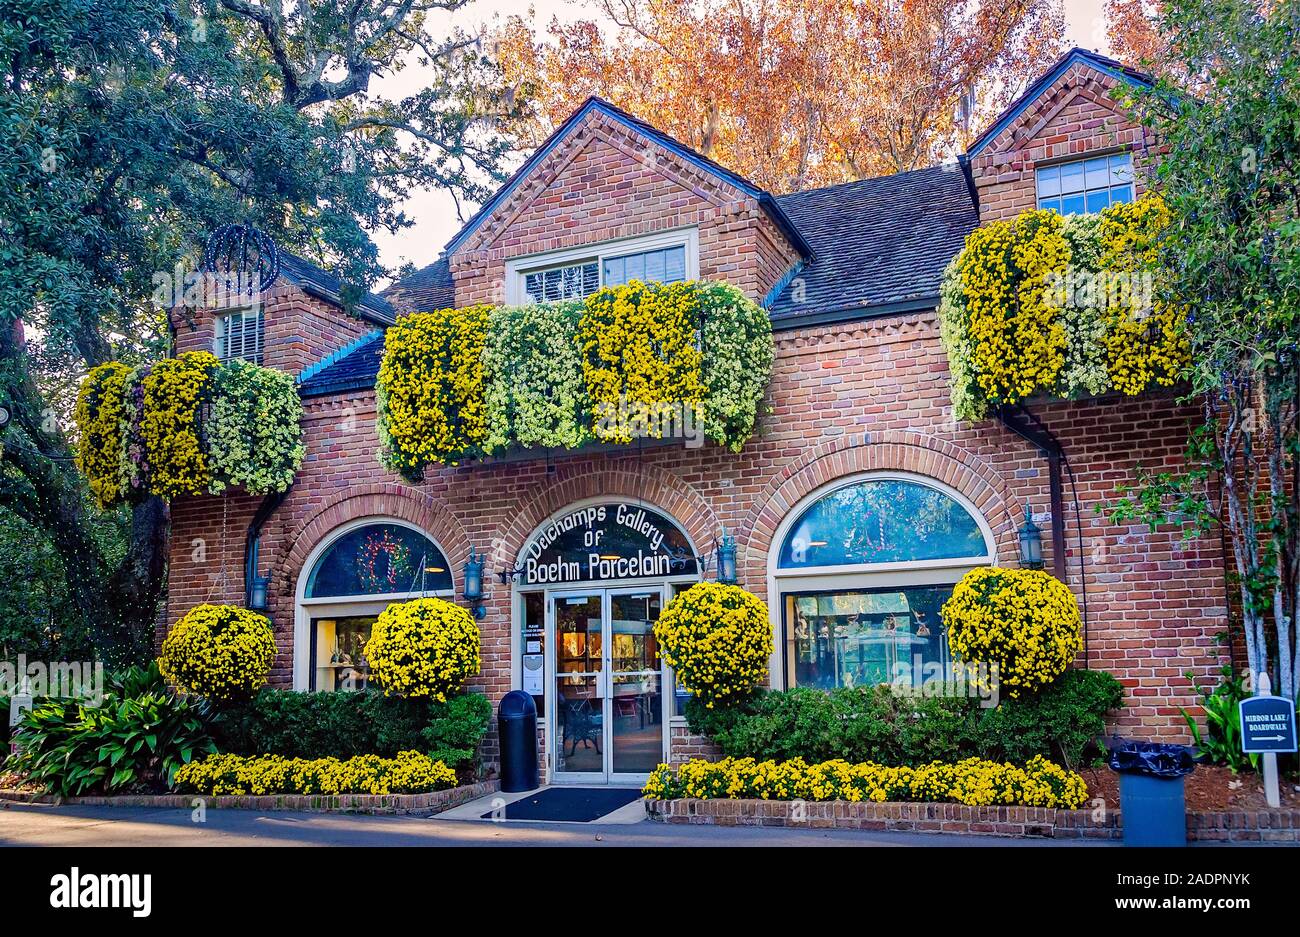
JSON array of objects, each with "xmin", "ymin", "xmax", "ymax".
[
  {"xmin": 381, "ymin": 256, "xmax": 454, "ymax": 312},
  {"xmin": 297, "ymin": 330, "xmax": 385, "ymax": 397},
  {"xmin": 279, "ymin": 253, "xmax": 395, "ymax": 323},
  {"xmin": 766, "ymin": 163, "xmax": 978, "ymax": 322}
]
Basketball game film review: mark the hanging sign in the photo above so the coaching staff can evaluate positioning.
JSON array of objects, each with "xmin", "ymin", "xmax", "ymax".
[{"xmin": 520, "ymin": 503, "xmax": 696, "ymax": 585}]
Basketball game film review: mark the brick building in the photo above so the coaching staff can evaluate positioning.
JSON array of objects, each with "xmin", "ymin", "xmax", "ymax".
[{"xmin": 166, "ymin": 48, "xmax": 1229, "ymax": 783}]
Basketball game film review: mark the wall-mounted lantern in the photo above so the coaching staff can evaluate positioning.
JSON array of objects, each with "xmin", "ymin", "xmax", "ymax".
[
  {"xmin": 1018, "ymin": 505, "xmax": 1044, "ymax": 570},
  {"xmin": 249, "ymin": 573, "xmax": 271, "ymax": 612},
  {"xmin": 716, "ymin": 530, "xmax": 738, "ymax": 585},
  {"xmin": 464, "ymin": 547, "xmax": 487, "ymax": 619}
]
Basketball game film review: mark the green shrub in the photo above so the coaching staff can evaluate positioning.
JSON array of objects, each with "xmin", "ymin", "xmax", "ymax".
[
  {"xmin": 212, "ymin": 690, "xmax": 491, "ymax": 771},
  {"xmin": 690, "ymin": 669, "xmax": 1124, "ymax": 769},
  {"xmin": 971, "ymin": 669, "xmax": 1125, "ymax": 767},
  {"xmin": 5, "ymin": 664, "xmax": 216, "ymax": 797}
]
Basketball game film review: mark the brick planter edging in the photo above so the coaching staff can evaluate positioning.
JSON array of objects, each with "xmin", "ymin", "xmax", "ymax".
[
  {"xmin": 644, "ymin": 798, "xmax": 1300, "ymax": 843},
  {"xmin": 0, "ymin": 779, "xmax": 498, "ymax": 816}
]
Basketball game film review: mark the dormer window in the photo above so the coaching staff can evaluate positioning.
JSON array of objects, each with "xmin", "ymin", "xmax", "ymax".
[
  {"xmin": 214, "ymin": 309, "xmax": 264, "ymax": 364},
  {"xmin": 1037, "ymin": 152, "xmax": 1134, "ymax": 215},
  {"xmin": 507, "ymin": 230, "xmax": 698, "ymax": 305}
]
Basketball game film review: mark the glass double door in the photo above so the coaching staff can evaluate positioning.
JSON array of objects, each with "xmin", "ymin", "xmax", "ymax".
[{"xmin": 550, "ymin": 587, "xmax": 666, "ymax": 784}]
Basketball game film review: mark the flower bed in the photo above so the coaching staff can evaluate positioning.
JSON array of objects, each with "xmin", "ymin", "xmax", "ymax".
[
  {"xmin": 643, "ymin": 755, "xmax": 1088, "ymax": 809},
  {"xmin": 173, "ymin": 750, "xmax": 458, "ymax": 796}
]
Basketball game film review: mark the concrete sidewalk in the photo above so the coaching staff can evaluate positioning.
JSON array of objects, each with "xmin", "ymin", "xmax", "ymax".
[{"xmin": 0, "ymin": 801, "xmax": 1115, "ymax": 847}]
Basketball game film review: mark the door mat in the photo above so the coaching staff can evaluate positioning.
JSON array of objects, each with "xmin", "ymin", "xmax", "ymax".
[{"xmin": 482, "ymin": 787, "xmax": 643, "ymax": 822}]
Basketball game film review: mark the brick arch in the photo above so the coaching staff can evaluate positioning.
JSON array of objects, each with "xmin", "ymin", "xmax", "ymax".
[
  {"xmin": 494, "ymin": 459, "xmax": 719, "ymax": 569},
  {"xmin": 738, "ymin": 431, "xmax": 1020, "ymax": 581},
  {"xmin": 276, "ymin": 483, "xmax": 471, "ymax": 599}
]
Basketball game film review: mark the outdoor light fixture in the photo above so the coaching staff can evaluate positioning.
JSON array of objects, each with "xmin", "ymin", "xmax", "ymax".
[
  {"xmin": 0, "ymin": 402, "xmax": 10, "ymax": 432},
  {"xmin": 1018, "ymin": 505, "xmax": 1044, "ymax": 570},
  {"xmin": 249, "ymin": 573, "xmax": 271, "ymax": 612},
  {"xmin": 464, "ymin": 547, "xmax": 487, "ymax": 619},
  {"xmin": 716, "ymin": 530, "xmax": 738, "ymax": 585}
]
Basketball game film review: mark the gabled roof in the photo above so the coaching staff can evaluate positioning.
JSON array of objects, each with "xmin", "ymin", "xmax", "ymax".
[
  {"xmin": 382, "ymin": 256, "xmax": 454, "ymax": 312},
  {"xmin": 966, "ymin": 47, "xmax": 1154, "ymax": 159},
  {"xmin": 279, "ymin": 253, "xmax": 395, "ymax": 324},
  {"xmin": 442, "ymin": 96, "xmax": 813, "ymax": 260},
  {"xmin": 766, "ymin": 164, "xmax": 978, "ymax": 323}
]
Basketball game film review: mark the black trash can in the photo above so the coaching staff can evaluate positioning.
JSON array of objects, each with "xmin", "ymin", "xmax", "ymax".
[
  {"xmin": 498, "ymin": 690, "xmax": 538, "ymax": 793},
  {"xmin": 1108, "ymin": 740, "xmax": 1199, "ymax": 846}
]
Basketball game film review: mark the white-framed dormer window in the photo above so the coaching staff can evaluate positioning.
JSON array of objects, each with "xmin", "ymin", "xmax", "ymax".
[
  {"xmin": 1037, "ymin": 151, "xmax": 1134, "ymax": 215},
  {"xmin": 213, "ymin": 308, "xmax": 264, "ymax": 364},
  {"xmin": 507, "ymin": 229, "xmax": 699, "ymax": 306}
]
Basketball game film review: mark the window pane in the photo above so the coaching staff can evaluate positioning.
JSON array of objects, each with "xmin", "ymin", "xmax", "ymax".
[
  {"xmin": 1059, "ymin": 161, "xmax": 1085, "ymax": 193},
  {"xmin": 644, "ymin": 249, "xmax": 667, "ymax": 283},
  {"xmin": 785, "ymin": 585, "xmax": 953, "ymax": 691},
  {"xmin": 1084, "ymin": 156, "xmax": 1110, "ymax": 189},
  {"xmin": 1086, "ymin": 189, "xmax": 1111, "ymax": 213},
  {"xmin": 1109, "ymin": 152, "xmax": 1133, "ymax": 183},
  {"xmin": 1040, "ymin": 197, "xmax": 1062, "ymax": 214},
  {"xmin": 603, "ymin": 256, "xmax": 625, "ymax": 286},
  {"xmin": 1036, "ymin": 166, "xmax": 1060, "ymax": 197},
  {"xmin": 312, "ymin": 615, "xmax": 377, "ymax": 691},
  {"xmin": 663, "ymin": 246, "xmax": 686, "ymax": 282},
  {"xmin": 624, "ymin": 252, "xmax": 645, "ymax": 282},
  {"xmin": 306, "ymin": 523, "xmax": 451, "ymax": 597},
  {"xmin": 524, "ymin": 272, "xmax": 543, "ymax": 304},
  {"xmin": 779, "ymin": 479, "xmax": 988, "ymax": 568},
  {"xmin": 1061, "ymin": 194, "xmax": 1087, "ymax": 215},
  {"xmin": 1109, "ymin": 184, "xmax": 1133, "ymax": 204},
  {"xmin": 581, "ymin": 262, "xmax": 599, "ymax": 295}
]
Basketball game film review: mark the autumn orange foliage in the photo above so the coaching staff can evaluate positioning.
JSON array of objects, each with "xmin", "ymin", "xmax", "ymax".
[{"xmin": 494, "ymin": 0, "xmax": 1065, "ymax": 195}]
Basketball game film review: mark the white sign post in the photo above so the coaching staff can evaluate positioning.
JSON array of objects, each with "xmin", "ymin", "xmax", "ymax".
[{"xmin": 1252, "ymin": 672, "xmax": 1282, "ymax": 809}]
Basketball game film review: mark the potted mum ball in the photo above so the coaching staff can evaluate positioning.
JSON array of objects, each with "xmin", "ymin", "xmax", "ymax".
[
  {"xmin": 941, "ymin": 567, "xmax": 1082, "ymax": 699},
  {"xmin": 654, "ymin": 582, "xmax": 773, "ymax": 709},
  {"xmin": 159, "ymin": 603, "xmax": 277, "ymax": 703},
  {"xmin": 363, "ymin": 597, "xmax": 481, "ymax": 701}
]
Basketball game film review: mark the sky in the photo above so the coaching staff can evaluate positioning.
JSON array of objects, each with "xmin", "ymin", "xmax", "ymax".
[{"xmin": 370, "ymin": 0, "xmax": 1112, "ymax": 278}]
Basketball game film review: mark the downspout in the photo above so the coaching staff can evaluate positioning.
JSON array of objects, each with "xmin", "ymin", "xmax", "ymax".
[
  {"xmin": 245, "ymin": 484, "xmax": 293, "ymax": 609},
  {"xmin": 996, "ymin": 403, "xmax": 1092, "ymax": 665},
  {"xmin": 996, "ymin": 404, "xmax": 1067, "ymax": 581}
]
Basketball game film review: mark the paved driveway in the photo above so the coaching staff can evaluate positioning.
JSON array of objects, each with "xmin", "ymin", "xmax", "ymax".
[{"xmin": 0, "ymin": 801, "xmax": 1112, "ymax": 847}]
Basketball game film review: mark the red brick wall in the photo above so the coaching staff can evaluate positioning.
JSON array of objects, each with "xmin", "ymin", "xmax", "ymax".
[
  {"xmin": 439, "ymin": 109, "xmax": 802, "ymax": 312},
  {"xmin": 170, "ymin": 282, "xmax": 374, "ymax": 376},
  {"xmin": 970, "ymin": 61, "xmax": 1160, "ymax": 223},
  {"xmin": 163, "ymin": 61, "xmax": 1229, "ymax": 768},
  {"xmin": 165, "ymin": 305, "xmax": 1228, "ymax": 748}
]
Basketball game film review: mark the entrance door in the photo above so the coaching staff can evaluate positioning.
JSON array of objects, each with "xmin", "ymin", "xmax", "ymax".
[{"xmin": 550, "ymin": 588, "xmax": 666, "ymax": 784}]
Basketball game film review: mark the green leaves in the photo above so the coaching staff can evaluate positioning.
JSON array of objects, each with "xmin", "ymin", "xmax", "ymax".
[{"xmin": 5, "ymin": 665, "xmax": 217, "ymax": 798}]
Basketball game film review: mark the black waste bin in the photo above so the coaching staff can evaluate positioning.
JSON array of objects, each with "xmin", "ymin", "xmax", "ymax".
[
  {"xmin": 1108, "ymin": 740, "xmax": 1199, "ymax": 846},
  {"xmin": 498, "ymin": 690, "xmax": 538, "ymax": 793}
]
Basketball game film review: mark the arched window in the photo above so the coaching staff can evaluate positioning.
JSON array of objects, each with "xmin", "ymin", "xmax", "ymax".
[
  {"xmin": 305, "ymin": 522, "xmax": 451, "ymax": 598},
  {"xmin": 301, "ymin": 521, "xmax": 452, "ymax": 692},
  {"xmin": 779, "ymin": 478, "xmax": 989, "ymax": 569},
  {"xmin": 774, "ymin": 476, "xmax": 993, "ymax": 695}
]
